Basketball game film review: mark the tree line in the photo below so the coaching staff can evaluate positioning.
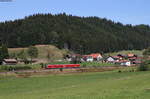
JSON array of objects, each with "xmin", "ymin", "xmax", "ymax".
[{"xmin": 0, "ymin": 13, "xmax": 150, "ymax": 54}]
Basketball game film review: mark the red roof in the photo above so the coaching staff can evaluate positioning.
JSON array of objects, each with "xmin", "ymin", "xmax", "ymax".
[
  {"xmin": 128, "ymin": 53, "xmax": 135, "ymax": 57},
  {"xmin": 133, "ymin": 61, "xmax": 142, "ymax": 64},
  {"xmin": 129, "ymin": 57, "xmax": 143, "ymax": 60},
  {"xmin": 82, "ymin": 55, "xmax": 90, "ymax": 58},
  {"xmin": 89, "ymin": 53, "xmax": 102, "ymax": 58},
  {"xmin": 129, "ymin": 57, "xmax": 137, "ymax": 60},
  {"xmin": 137, "ymin": 57, "xmax": 143, "ymax": 59},
  {"xmin": 112, "ymin": 56, "xmax": 120, "ymax": 59},
  {"xmin": 116, "ymin": 60, "xmax": 129, "ymax": 63}
]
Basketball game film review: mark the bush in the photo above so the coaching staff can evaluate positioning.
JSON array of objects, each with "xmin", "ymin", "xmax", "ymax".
[
  {"xmin": 24, "ymin": 59, "xmax": 31, "ymax": 64},
  {"xmin": 40, "ymin": 63, "xmax": 46, "ymax": 68},
  {"xmin": 118, "ymin": 70, "xmax": 122, "ymax": 73},
  {"xmin": 82, "ymin": 63, "xmax": 87, "ymax": 67},
  {"xmin": 0, "ymin": 65, "xmax": 32, "ymax": 71},
  {"xmin": 138, "ymin": 60, "xmax": 150, "ymax": 71},
  {"xmin": 71, "ymin": 56, "xmax": 81, "ymax": 64}
]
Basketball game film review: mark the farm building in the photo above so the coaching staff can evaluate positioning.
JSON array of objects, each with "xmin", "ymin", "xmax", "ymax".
[
  {"xmin": 89, "ymin": 53, "xmax": 103, "ymax": 61},
  {"xmin": 82, "ymin": 55, "xmax": 93, "ymax": 62},
  {"xmin": 127, "ymin": 53, "xmax": 137, "ymax": 58},
  {"xmin": 112, "ymin": 55, "xmax": 123, "ymax": 60},
  {"xmin": 106, "ymin": 56, "xmax": 121, "ymax": 63},
  {"xmin": 115, "ymin": 60, "xmax": 131, "ymax": 66},
  {"xmin": 107, "ymin": 56, "xmax": 115, "ymax": 62},
  {"xmin": 120, "ymin": 60, "xmax": 131, "ymax": 66},
  {"xmin": 82, "ymin": 53, "xmax": 102, "ymax": 62},
  {"xmin": 3, "ymin": 59, "xmax": 18, "ymax": 65},
  {"xmin": 132, "ymin": 60, "xmax": 141, "ymax": 64}
]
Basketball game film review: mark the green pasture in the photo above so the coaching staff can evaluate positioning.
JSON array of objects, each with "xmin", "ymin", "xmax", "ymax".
[
  {"xmin": 0, "ymin": 71, "xmax": 150, "ymax": 99},
  {"xmin": 80, "ymin": 62, "xmax": 115, "ymax": 67}
]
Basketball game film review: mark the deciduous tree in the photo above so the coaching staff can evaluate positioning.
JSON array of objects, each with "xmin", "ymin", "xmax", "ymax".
[{"xmin": 27, "ymin": 46, "xmax": 38, "ymax": 63}]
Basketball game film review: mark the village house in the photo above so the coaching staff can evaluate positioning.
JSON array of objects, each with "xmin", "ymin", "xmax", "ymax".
[
  {"xmin": 82, "ymin": 53, "xmax": 103, "ymax": 62},
  {"xmin": 89, "ymin": 53, "xmax": 103, "ymax": 61},
  {"xmin": 127, "ymin": 54, "xmax": 142, "ymax": 65},
  {"xmin": 106, "ymin": 55, "xmax": 122, "ymax": 63},
  {"xmin": 106, "ymin": 56, "xmax": 115, "ymax": 63},
  {"xmin": 131, "ymin": 57, "xmax": 142, "ymax": 64},
  {"xmin": 119, "ymin": 60, "xmax": 131, "ymax": 66},
  {"xmin": 127, "ymin": 53, "xmax": 137, "ymax": 58},
  {"xmin": 114, "ymin": 59, "xmax": 131, "ymax": 66},
  {"xmin": 105, "ymin": 53, "xmax": 142, "ymax": 66},
  {"xmin": 117, "ymin": 54, "xmax": 125, "ymax": 59},
  {"xmin": 65, "ymin": 54, "xmax": 72, "ymax": 61},
  {"xmin": 3, "ymin": 59, "xmax": 18, "ymax": 65},
  {"xmin": 82, "ymin": 55, "xmax": 93, "ymax": 62},
  {"xmin": 132, "ymin": 60, "xmax": 142, "ymax": 64},
  {"xmin": 69, "ymin": 54, "xmax": 82, "ymax": 63}
]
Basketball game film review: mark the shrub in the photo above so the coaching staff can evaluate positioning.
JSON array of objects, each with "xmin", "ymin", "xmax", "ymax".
[
  {"xmin": 24, "ymin": 58, "xmax": 31, "ymax": 64},
  {"xmin": 0, "ymin": 65, "xmax": 32, "ymax": 71},
  {"xmin": 82, "ymin": 63, "xmax": 87, "ymax": 67},
  {"xmin": 71, "ymin": 56, "xmax": 81, "ymax": 64},
  {"xmin": 40, "ymin": 63, "xmax": 46, "ymax": 68},
  {"xmin": 118, "ymin": 70, "xmax": 122, "ymax": 73},
  {"xmin": 12, "ymin": 66, "xmax": 32, "ymax": 70},
  {"xmin": 138, "ymin": 60, "xmax": 150, "ymax": 71}
]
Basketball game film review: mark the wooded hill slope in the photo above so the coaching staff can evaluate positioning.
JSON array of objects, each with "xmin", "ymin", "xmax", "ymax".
[{"xmin": 0, "ymin": 13, "xmax": 150, "ymax": 54}]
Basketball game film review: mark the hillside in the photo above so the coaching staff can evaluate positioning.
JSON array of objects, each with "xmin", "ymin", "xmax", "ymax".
[
  {"xmin": 8, "ymin": 45, "xmax": 68, "ymax": 62},
  {"xmin": 1, "ymin": 13, "xmax": 150, "ymax": 54}
]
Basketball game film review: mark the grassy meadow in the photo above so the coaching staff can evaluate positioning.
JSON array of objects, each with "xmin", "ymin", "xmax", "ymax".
[
  {"xmin": 0, "ymin": 71, "xmax": 150, "ymax": 99},
  {"xmin": 80, "ymin": 62, "xmax": 115, "ymax": 67}
]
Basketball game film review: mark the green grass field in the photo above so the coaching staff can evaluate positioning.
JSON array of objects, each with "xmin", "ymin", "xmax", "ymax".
[
  {"xmin": 0, "ymin": 71, "xmax": 150, "ymax": 99},
  {"xmin": 80, "ymin": 62, "xmax": 115, "ymax": 67}
]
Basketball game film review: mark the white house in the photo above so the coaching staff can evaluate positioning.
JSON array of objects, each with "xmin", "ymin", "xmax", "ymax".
[
  {"xmin": 82, "ymin": 55, "xmax": 93, "ymax": 62},
  {"xmin": 120, "ymin": 61, "xmax": 131, "ymax": 66},
  {"xmin": 86, "ymin": 56, "xmax": 93, "ymax": 62},
  {"xmin": 107, "ymin": 57, "xmax": 115, "ymax": 62}
]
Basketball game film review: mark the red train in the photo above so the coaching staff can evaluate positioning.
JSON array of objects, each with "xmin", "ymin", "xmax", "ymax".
[{"xmin": 46, "ymin": 64, "xmax": 80, "ymax": 69}]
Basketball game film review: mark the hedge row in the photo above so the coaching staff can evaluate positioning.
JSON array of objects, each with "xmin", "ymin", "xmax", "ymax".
[{"xmin": 0, "ymin": 65, "xmax": 32, "ymax": 71}]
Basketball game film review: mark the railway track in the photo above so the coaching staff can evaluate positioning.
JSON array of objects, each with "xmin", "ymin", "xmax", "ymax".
[{"xmin": 0, "ymin": 65, "xmax": 134, "ymax": 76}]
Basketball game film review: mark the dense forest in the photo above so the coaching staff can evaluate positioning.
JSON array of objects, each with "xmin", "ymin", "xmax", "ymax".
[{"xmin": 0, "ymin": 13, "xmax": 150, "ymax": 54}]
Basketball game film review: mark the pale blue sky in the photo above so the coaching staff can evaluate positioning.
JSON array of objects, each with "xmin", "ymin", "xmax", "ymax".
[{"xmin": 0, "ymin": 0, "xmax": 149, "ymax": 25}]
